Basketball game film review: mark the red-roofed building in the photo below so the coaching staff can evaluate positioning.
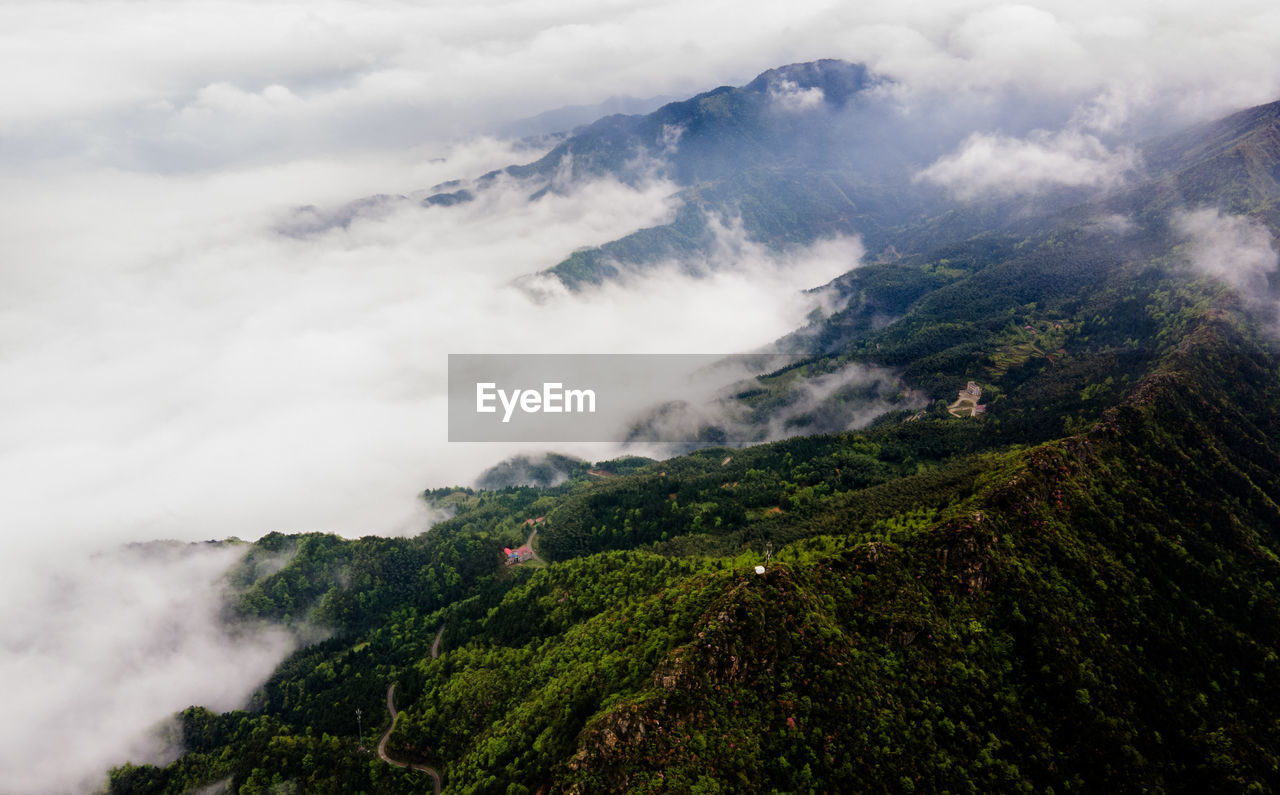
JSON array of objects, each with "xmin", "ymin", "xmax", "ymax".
[{"xmin": 505, "ymin": 545, "xmax": 535, "ymax": 565}]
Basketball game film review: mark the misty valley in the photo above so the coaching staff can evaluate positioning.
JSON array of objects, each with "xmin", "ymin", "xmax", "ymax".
[{"xmin": 7, "ymin": 25, "xmax": 1280, "ymax": 795}]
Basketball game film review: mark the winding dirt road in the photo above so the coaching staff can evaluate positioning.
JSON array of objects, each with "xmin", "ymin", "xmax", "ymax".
[
  {"xmin": 378, "ymin": 625, "xmax": 445, "ymax": 794},
  {"xmin": 525, "ymin": 529, "xmax": 545, "ymax": 564},
  {"xmin": 430, "ymin": 623, "xmax": 445, "ymax": 659}
]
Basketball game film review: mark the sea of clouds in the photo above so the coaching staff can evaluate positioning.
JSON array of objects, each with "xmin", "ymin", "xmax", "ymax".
[{"xmin": 5, "ymin": 1, "xmax": 1280, "ymax": 790}]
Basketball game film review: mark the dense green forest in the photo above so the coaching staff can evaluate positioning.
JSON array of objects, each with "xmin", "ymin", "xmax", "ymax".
[{"xmin": 108, "ymin": 62, "xmax": 1280, "ymax": 793}]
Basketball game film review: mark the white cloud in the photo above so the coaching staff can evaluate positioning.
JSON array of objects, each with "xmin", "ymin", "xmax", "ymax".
[
  {"xmin": 1175, "ymin": 207, "xmax": 1279, "ymax": 296},
  {"xmin": 660, "ymin": 123, "xmax": 685, "ymax": 154},
  {"xmin": 1084, "ymin": 213, "xmax": 1137, "ymax": 236},
  {"xmin": 0, "ymin": 155, "xmax": 862, "ymax": 557},
  {"xmin": 840, "ymin": 2, "xmax": 1280, "ymax": 119},
  {"xmin": 0, "ymin": 543, "xmax": 295, "ymax": 795},
  {"xmin": 622, "ymin": 359, "xmax": 923, "ymax": 445},
  {"xmin": 915, "ymin": 129, "xmax": 1138, "ymax": 199},
  {"xmin": 946, "ymin": 4, "xmax": 1093, "ymax": 91},
  {"xmin": 5, "ymin": 2, "xmax": 1280, "ymax": 172},
  {"xmin": 0, "ymin": 0, "xmax": 844, "ymax": 170},
  {"xmin": 770, "ymin": 79, "xmax": 826, "ymax": 112}
]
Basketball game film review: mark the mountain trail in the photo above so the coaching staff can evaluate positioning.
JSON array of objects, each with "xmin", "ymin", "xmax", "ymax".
[{"xmin": 378, "ymin": 625, "xmax": 445, "ymax": 794}]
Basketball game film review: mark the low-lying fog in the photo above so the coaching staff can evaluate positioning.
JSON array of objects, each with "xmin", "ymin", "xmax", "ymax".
[
  {"xmin": 0, "ymin": 543, "xmax": 294, "ymax": 794},
  {"xmin": 0, "ymin": 135, "xmax": 861, "ymax": 793}
]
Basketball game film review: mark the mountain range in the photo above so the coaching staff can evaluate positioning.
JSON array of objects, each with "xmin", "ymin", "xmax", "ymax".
[{"xmin": 110, "ymin": 60, "xmax": 1280, "ymax": 793}]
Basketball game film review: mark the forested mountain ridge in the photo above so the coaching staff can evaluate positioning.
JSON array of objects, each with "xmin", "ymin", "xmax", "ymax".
[
  {"xmin": 1139, "ymin": 98, "xmax": 1280, "ymax": 221},
  {"xmin": 110, "ymin": 297, "xmax": 1280, "ymax": 794},
  {"xmin": 432, "ymin": 60, "xmax": 999, "ymax": 287},
  {"xmin": 499, "ymin": 60, "xmax": 882, "ymax": 186},
  {"xmin": 107, "ymin": 68, "xmax": 1280, "ymax": 794}
]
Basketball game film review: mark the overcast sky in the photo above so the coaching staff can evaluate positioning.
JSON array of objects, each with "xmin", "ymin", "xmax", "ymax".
[
  {"xmin": 5, "ymin": 0, "xmax": 1280, "ymax": 173},
  {"xmin": 4, "ymin": 2, "xmax": 1280, "ymax": 789}
]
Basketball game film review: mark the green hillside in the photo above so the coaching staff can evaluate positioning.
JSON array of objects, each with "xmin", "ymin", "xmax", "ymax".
[
  {"xmin": 110, "ymin": 283, "xmax": 1280, "ymax": 795},
  {"xmin": 107, "ymin": 68, "xmax": 1280, "ymax": 794}
]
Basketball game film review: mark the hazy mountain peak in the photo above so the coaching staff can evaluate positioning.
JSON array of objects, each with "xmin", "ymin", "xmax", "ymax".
[{"xmin": 743, "ymin": 58, "xmax": 874, "ymax": 109}]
